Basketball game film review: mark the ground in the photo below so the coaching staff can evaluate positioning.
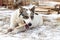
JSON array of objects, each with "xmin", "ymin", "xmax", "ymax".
[{"xmin": 0, "ymin": 7, "xmax": 60, "ymax": 40}]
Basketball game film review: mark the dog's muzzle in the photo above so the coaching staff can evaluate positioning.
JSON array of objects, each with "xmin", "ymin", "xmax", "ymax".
[
  {"xmin": 23, "ymin": 21, "xmax": 32, "ymax": 29},
  {"xmin": 25, "ymin": 23, "xmax": 32, "ymax": 29}
]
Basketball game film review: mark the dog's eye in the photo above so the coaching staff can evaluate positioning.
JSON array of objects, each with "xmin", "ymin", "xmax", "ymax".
[
  {"xmin": 31, "ymin": 16, "xmax": 34, "ymax": 19},
  {"xmin": 23, "ymin": 16, "xmax": 29, "ymax": 19}
]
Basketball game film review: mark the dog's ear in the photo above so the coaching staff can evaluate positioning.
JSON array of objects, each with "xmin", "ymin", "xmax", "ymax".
[
  {"xmin": 19, "ymin": 7, "xmax": 23, "ymax": 16},
  {"xmin": 30, "ymin": 6, "xmax": 35, "ymax": 13},
  {"xmin": 20, "ymin": 7, "xmax": 23, "ymax": 13},
  {"xmin": 19, "ymin": 7, "xmax": 24, "ymax": 16},
  {"xmin": 20, "ymin": 7, "xmax": 26, "ymax": 13}
]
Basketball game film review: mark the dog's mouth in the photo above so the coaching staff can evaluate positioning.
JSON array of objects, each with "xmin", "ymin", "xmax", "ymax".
[{"xmin": 25, "ymin": 24, "xmax": 29, "ymax": 29}]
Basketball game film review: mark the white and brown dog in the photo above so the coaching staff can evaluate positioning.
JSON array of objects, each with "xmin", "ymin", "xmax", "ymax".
[{"xmin": 7, "ymin": 5, "xmax": 43, "ymax": 33}]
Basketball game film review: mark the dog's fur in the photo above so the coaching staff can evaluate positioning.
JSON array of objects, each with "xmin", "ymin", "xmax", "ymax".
[{"xmin": 8, "ymin": 5, "xmax": 43, "ymax": 33}]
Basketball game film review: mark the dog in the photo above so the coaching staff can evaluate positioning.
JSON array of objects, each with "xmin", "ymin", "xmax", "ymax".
[{"xmin": 7, "ymin": 5, "xmax": 43, "ymax": 34}]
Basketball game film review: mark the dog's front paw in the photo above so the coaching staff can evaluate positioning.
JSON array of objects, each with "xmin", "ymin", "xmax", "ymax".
[
  {"xmin": 6, "ymin": 28, "xmax": 13, "ymax": 34},
  {"xmin": 8, "ymin": 29, "xmax": 13, "ymax": 32}
]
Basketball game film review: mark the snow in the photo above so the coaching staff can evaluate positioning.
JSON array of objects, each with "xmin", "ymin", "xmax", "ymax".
[{"xmin": 0, "ymin": 7, "xmax": 60, "ymax": 40}]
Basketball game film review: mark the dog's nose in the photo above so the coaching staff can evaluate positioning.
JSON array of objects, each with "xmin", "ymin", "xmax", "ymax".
[{"xmin": 28, "ymin": 23, "xmax": 32, "ymax": 26}]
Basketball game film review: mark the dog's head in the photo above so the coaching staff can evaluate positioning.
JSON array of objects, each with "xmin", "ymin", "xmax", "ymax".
[{"xmin": 19, "ymin": 6, "xmax": 35, "ymax": 29}]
